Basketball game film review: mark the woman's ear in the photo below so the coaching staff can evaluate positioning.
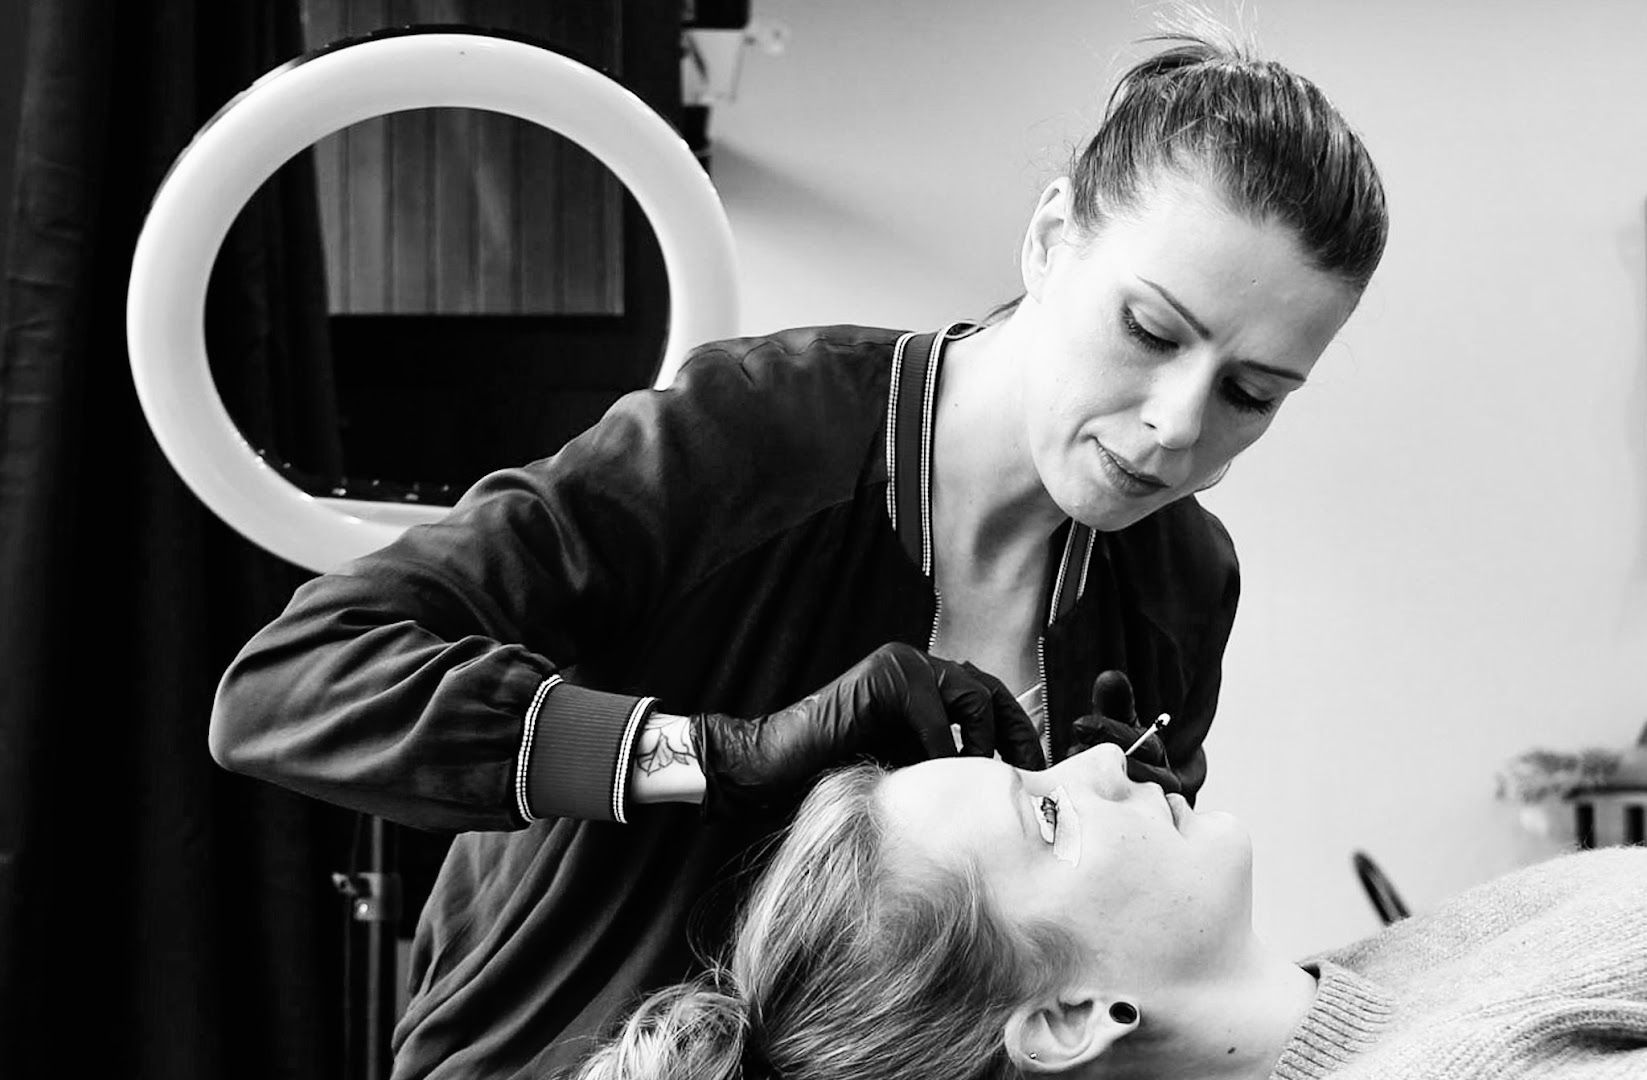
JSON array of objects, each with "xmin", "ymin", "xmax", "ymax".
[
  {"xmin": 1020, "ymin": 177, "xmax": 1074, "ymax": 303},
  {"xmin": 1002, "ymin": 988, "xmax": 1138, "ymax": 1074}
]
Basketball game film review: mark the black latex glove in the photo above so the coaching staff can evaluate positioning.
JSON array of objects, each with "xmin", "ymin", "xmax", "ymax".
[
  {"xmin": 691, "ymin": 642, "xmax": 1047, "ymax": 818},
  {"xmin": 1068, "ymin": 669, "xmax": 1182, "ymax": 795}
]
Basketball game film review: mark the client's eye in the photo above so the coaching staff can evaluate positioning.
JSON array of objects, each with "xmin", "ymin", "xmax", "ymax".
[{"xmin": 1032, "ymin": 794, "xmax": 1058, "ymax": 844}]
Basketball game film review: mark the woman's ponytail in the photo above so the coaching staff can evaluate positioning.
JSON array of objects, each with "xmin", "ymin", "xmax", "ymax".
[
  {"xmin": 574, "ymin": 979, "xmax": 751, "ymax": 1080},
  {"xmin": 1070, "ymin": 5, "xmax": 1387, "ymax": 291}
]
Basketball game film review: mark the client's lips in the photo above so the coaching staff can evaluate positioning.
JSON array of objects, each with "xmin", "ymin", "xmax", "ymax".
[
  {"xmin": 1165, "ymin": 791, "xmax": 1188, "ymax": 830},
  {"xmin": 1095, "ymin": 442, "xmax": 1170, "ymax": 496}
]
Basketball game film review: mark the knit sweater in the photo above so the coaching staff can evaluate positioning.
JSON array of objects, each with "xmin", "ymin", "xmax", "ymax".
[{"xmin": 1271, "ymin": 847, "xmax": 1647, "ymax": 1078}]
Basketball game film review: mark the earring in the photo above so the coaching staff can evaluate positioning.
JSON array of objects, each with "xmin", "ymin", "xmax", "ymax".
[
  {"xmin": 1108, "ymin": 1001, "xmax": 1139, "ymax": 1025},
  {"xmin": 1027, "ymin": 1051, "xmax": 1038, "ymax": 1060}
]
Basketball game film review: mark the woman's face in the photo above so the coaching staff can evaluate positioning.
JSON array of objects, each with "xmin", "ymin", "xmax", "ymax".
[
  {"xmin": 877, "ymin": 744, "xmax": 1254, "ymax": 987},
  {"xmin": 1016, "ymin": 173, "xmax": 1358, "ymax": 531}
]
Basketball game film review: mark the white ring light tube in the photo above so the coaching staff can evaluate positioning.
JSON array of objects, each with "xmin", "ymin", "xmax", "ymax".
[{"xmin": 127, "ymin": 30, "xmax": 739, "ymax": 574}]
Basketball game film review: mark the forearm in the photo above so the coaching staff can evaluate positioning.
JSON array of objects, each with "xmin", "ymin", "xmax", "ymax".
[
  {"xmin": 211, "ymin": 587, "xmax": 553, "ymax": 832},
  {"xmin": 627, "ymin": 710, "xmax": 706, "ymax": 804}
]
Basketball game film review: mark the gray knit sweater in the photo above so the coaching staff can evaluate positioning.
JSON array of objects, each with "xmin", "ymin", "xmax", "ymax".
[{"xmin": 1270, "ymin": 846, "xmax": 1647, "ymax": 1078}]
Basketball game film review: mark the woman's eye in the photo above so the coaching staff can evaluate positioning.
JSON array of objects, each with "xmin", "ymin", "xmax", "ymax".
[
  {"xmin": 1033, "ymin": 794, "xmax": 1059, "ymax": 844},
  {"xmin": 1121, "ymin": 308, "xmax": 1174, "ymax": 353},
  {"xmin": 1221, "ymin": 379, "xmax": 1278, "ymax": 416}
]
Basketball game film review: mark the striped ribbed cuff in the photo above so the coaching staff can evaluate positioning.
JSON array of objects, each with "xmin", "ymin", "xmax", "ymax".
[
  {"xmin": 518, "ymin": 679, "xmax": 657, "ymax": 824},
  {"xmin": 514, "ymin": 674, "xmax": 564, "ymax": 823},
  {"xmin": 610, "ymin": 695, "xmax": 659, "ymax": 824}
]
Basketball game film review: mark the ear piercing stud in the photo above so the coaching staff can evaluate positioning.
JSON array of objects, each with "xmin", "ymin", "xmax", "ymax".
[{"xmin": 1029, "ymin": 1003, "xmax": 1138, "ymax": 1063}]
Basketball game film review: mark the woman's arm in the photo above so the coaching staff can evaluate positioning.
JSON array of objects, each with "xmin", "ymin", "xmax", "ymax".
[
  {"xmin": 209, "ymin": 337, "xmax": 899, "ymax": 832},
  {"xmin": 627, "ymin": 711, "xmax": 707, "ymax": 804},
  {"xmin": 208, "ymin": 465, "xmax": 670, "ymax": 832},
  {"xmin": 209, "ymin": 353, "xmax": 752, "ymax": 833},
  {"xmin": 621, "ymin": 647, "xmax": 1049, "ymax": 812}
]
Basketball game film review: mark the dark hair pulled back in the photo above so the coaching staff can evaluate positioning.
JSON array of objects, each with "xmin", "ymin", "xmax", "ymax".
[{"xmin": 1069, "ymin": 19, "xmax": 1387, "ymax": 290}]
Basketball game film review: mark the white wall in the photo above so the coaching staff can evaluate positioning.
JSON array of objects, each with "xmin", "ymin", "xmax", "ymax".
[{"xmin": 709, "ymin": 0, "xmax": 1647, "ymax": 957}]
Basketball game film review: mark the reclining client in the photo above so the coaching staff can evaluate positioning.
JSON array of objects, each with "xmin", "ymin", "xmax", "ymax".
[{"xmin": 576, "ymin": 743, "xmax": 1647, "ymax": 1080}]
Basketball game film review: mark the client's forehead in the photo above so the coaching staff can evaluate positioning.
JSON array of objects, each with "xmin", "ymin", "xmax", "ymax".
[{"xmin": 877, "ymin": 757, "xmax": 1013, "ymax": 837}]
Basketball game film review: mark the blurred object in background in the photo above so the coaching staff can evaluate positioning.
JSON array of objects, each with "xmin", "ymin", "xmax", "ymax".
[
  {"xmin": 1565, "ymin": 722, "xmax": 1647, "ymax": 849},
  {"xmin": 1497, "ymin": 722, "xmax": 1647, "ymax": 848},
  {"xmin": 1352, "ymin": 850, "xmax": 1411, "ymax": 926}
]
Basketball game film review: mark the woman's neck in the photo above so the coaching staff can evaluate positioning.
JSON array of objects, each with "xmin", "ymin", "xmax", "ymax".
[
  {"xmin": 1096, "ymin": 940, "xmax": 1320, "ymax": 1080},
  {"xmin": 930, "ymin": 320, "xmax": 1065, "ymax": 587}
]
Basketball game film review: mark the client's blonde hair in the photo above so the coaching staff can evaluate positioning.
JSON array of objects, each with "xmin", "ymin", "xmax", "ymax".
[{"xmin": 574, "ymin": 764, "xmax": 1075, "ymax": 1080}]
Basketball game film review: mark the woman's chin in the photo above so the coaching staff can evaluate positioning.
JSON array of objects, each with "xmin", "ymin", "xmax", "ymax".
[{"xmin": 1065, "ymin": 491, "xmax": 1171, "ymax": 532}]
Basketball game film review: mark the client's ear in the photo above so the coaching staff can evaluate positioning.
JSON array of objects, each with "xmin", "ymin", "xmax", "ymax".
[{"xmin": 1002, "ymin": 989, "xmax": 1137, "ymax": 1074}]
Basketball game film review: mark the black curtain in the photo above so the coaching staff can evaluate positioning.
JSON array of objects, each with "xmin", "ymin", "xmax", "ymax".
[{"xmin": 0, "ymin": 2, "xmax": 355, "ymax": 1076}]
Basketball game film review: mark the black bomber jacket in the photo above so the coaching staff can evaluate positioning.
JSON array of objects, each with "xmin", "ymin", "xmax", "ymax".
[{"xmin": 210, "ymin": 323, "xmax": 1240, "ymax": 1079}]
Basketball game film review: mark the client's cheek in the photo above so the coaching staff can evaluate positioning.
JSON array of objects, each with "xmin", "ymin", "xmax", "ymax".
[{"xmin": 1051, "ymin": 786, "xmax": 1082, "ymax": 866}]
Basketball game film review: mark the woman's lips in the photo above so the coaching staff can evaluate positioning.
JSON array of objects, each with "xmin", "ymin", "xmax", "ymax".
[
  {"xmin": 1094, "ymin": 441, "xmax": 1170, "ymax": 497},
  {"xmin": 1165, "ymin": 791, "xmax": 1189, "ymax": 830}
]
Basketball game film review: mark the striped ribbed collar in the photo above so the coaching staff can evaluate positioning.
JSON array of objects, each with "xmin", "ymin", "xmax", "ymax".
[
  {"xmin": 1269, "ymin": 962, "xmax": 1398, "ymax": 1079},
  {"xmin": 884, "ymin": 323, "xmax": 1097, "ymax": 626}
]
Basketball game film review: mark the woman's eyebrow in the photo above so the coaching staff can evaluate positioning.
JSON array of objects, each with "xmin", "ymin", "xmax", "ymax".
[
  {"xmin": 1139, "ymin": 276, "xmax": 1212, "ymax": 338},
  {"xmin": 1137, "ymin": 276, "xmax": 1309, "ymax": 385}
]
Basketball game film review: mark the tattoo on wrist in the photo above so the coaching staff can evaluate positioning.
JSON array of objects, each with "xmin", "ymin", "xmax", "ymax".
[{"xmin": 636, "ymin": 721, "xmax": 698, "ymax": 775}]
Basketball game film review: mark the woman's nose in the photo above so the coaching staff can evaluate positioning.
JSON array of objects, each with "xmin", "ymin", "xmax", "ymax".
[{"xmin": 1139, "ymin": 364, "xmax": 1210, "ymax": 450}]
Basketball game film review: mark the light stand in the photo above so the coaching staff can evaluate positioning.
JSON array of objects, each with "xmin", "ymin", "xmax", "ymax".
[{"xmin": 333, "ymin": 815, "xmax": 402, "ymax": 1080}]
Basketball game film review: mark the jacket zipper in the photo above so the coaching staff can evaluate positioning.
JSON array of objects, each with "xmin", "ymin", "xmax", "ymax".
[
  {"xmin": 931, "ymin": 591, "xmax": 1054, "ymax": 766},
  {"xmin": 916, "ymin": 325, "xmax": 1059, "ymax": 766},
  {"xmin": 1037, "ymin": 634, "xmax": 1051, "ymax": 766}
]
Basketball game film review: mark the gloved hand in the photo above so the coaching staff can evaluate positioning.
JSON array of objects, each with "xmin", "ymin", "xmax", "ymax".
[
  {"xmin": 691, "ymin": 642, "xmax": 1047, "ymax": 818},
  {"xmin": 1069, "ymin": 669, "xmax": 1182, "ymax": 795}
]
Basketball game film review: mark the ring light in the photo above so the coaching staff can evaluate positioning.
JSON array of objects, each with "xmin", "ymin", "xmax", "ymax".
[{"xmin": 127, "ymin": 30, "xmax": 739, "ymax": 574}]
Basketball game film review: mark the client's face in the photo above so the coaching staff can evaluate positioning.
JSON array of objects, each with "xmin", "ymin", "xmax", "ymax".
[{"xmin": 878, "ymin": 743, "xmax": 1254, "ymax": 986}]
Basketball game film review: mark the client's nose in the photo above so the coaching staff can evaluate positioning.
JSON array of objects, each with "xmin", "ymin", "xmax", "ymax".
[{"xmin": 1060, "ymin": 742, "xmax": 1136, "ymax": 799}]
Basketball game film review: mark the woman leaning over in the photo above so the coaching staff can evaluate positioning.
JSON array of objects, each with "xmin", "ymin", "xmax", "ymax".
[{"xmin": 207, "ymin": 23, "xmax": 1386, "ymax": 1078}]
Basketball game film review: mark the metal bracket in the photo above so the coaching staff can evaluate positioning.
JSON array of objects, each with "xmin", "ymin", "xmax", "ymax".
[{"xmin": 332, "ymin": 871, "xmax": 403, "ymax": 924}]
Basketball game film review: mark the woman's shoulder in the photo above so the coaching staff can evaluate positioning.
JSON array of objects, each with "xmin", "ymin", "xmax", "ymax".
[
  {"xmin": 1103, "ymin": 496, "xmax": 1240, "ymax": 618},
  {"xmin": 1417, "ymin": 846, "xmax": 1647, "ymax": 922},
  {"xmin": 1462, "ymin": 845, "xmax": 1647, "ymax": 916},
  {"xmin": 1147, "ymin": 496, "xmax": 1236, "ymax": 560},
  {"xmin": 675, "ymin": 325, "xmax": 908, "ymax": 397},
  {"xmin": 653, "ymin": 324, "xmax": 908, "ymax": 465},
  {"xmin": 1393, "ymin": 847, "xmax": 1647, "ymax": 939},
  {"xmin": 1311, "ymin": 847, "xmax": 1647, "ymax": 1070},
  {"xmin": 1323, "ymin": 847, "xmax": 1647, "ymax": 982}
]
